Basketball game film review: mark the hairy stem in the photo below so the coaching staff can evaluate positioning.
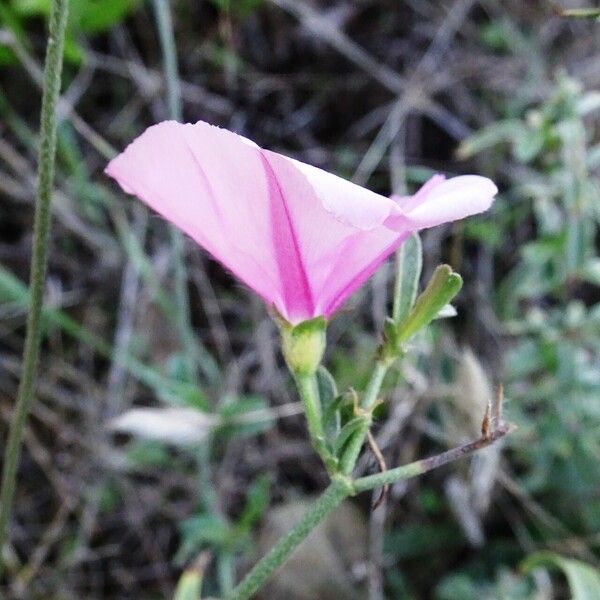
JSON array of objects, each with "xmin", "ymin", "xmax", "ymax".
[
  {"xmin": 227, "ymin": 475, "xmax": 353, "ymax": 600},
  {"xmin": 229, "ymin": 424, "xmax": 512, "ymax": 598},
  {"xmin": 338, "ymin": 418, "xmax": 370, "ymax": 475},
  {"xmin": 295, "ymin": 373, "xmax": 337, "ymax": 472},
  {"xmin": 338, "ymin": 358, "xmax": 390, "ymax": 475},
  {"xmin": 361, "ymin": 360, "xmax": 389, "ymax": 410},
  {"xmin": 353, "ymin": 424, "xmax": 512, "ymax": 493},
  {"xmin": 0, "ymin": 0, "xmax": 69, "ymax": 565}
]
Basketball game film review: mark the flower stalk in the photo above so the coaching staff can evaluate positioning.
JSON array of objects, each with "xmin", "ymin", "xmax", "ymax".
[
  {"xmin": 228, "ymin": 252, "xmax": 499, "ymax": 598},
  {"xmin": 0, "ymin": 0, "xmax": 69, "ymax": 566},
  {"xmin": 294, "ymin": 372, "xmax": 338, "ymax": 472},
  {"xmin": 340, "ymin": 262, "xmax": 464, "ymax": 480},
  {"xmin": 279, "ymin": 316, "xmax": 338, "ymax": 471}
]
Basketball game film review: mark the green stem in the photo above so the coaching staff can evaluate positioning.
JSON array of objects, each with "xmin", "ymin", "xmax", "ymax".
[
  {"xmin": 295, "ymin": 373, "xmax": 337, "ymax": 472},
  {"xmin": 0, "ymin": 0, "xmax": 69, "ymax": 566},
  {"xmin": 338, "ymin": 359, "xmax": 389, "ymax": 475},
  {"xmin": 152, "ymin": 7, "xmax": 231, "ymax": 594},
  {"xmin": 227, "ymin": 475, "xmax": 353, "ymax": 600},
  {"xmin": 151, "ymin": 0, "xmax": 198, "ymax": 383},
  {"xmin": 361, "ymin": 360, "xmax": 389, "ymax": 410},
  {"xmin": 151, "ymin": 0, "xmax": 182, "ymax": 121},
  {"xmin": 338, "ymin": 235, "xmax": 423, "ymax": 477},
  {"xmin": 353, "ymin": 424, "xmax": 512, "ymax": 493},
  {"xmin": 338, "ymin": 419, "xmax": 370, "ymax": 475},
  {"xmin": 227, "ymin": 426, "xmax": 512, "ymax": 599}
]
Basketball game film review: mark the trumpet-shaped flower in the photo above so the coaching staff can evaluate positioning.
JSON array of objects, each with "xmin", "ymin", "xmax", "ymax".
[{"xmin": 106, "ymin": 120, "xmax": 497, "ymax": 324}]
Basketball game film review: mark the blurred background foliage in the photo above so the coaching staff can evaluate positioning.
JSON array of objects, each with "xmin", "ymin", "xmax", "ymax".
[{"xmin": 1, "ymin": 1, "xmax": 600, "ymax": 598}]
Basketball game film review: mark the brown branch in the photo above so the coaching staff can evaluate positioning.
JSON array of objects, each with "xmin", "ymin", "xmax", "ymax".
[{"xmin": 353, "ymin": 423, "xmax": 514, "ymax": 494}]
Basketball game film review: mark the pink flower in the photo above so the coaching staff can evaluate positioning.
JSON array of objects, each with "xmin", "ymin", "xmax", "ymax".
[{"xmin": 106, "ymin": 120, "xmax": 497, "ymax": 324}]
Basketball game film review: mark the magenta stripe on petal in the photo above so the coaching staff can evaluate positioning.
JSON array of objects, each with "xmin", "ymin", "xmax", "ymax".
[{"xmin": 106, "ymin": 120, "xmax": 497, "ymax": 323}]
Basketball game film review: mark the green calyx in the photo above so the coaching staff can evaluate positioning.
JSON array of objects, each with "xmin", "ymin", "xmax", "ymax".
[{"xmin": 278, "ymin": 315, "xmax": 327, "ymax": 376}]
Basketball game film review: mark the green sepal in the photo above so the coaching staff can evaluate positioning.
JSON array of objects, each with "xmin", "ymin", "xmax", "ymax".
[{"xmin": 276, "ymin": 314, "xmax": 327, "ymax": 376}]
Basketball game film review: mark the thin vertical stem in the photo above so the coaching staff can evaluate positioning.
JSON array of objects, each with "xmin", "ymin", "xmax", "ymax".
[
  {"xmin": 338, "ymin": 360, "xmax": 389, "ymax": 475},
  {"xmin": 361, "ymin": 360, "xmax": 389, "ymax": 410},
  {"xmin": 151, "ymin": 0, "xmax": 197, "ymax": 382},
  {"xmin": 338, "ymin": 419, "xmax": 370, "ymax": 475},
  {"xmin": 295, "ymin": 374, "xmax": 338, "ymax": 472},
  {"xmin": 151, "ymin": 0, "xmax": 182, "ymax": 121},
  {"xmin": 0, "ymin": 0, "xmax": 69, "ymax": 566},
  {"xmin": 151, "ymin": 5, "xmax": 232, "ymax": 593}
]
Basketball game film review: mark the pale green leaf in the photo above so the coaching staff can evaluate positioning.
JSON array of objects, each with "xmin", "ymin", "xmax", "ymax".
[{"xmin": 522, "ymin": 552, "xmax": 600, "ymax": 599}]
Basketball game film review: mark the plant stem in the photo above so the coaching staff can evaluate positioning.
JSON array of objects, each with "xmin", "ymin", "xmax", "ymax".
[
  {"xmin": 361, "ymin": 360, "xmax": 389, "ymax": 410},
  {"xmin": 338, "ymin": 419, "xmax": 370, "ymax": 475},
  {"xmin": 229, "ymin": 425, "xmax": 513, "ymax": 599},
  {"xmin": 151, "ymin": 0, "xmax": 198, "ymax": 383},
  {"xmin": 152, "ymin": 5, "xmax": 233, "ymax": 595},
  {"xmin": 218, "ymin": 550, "xmax": 235, "ymax": 595},
  {"xmin": 294, "ymin": 373, "xmax": 337, "ymax": 472},
  {"xmin": 227, "ymin": 475, "xmax": 354, "ymax": 600},
  {"xmin": 353, "ymin": 424, "xmax": 512, "ymax": 493},
  {"xmin": 338, "ymin": 359, "xmax": 389, "ymax": 475},
  {"xmin": 0, "ymin": 0, "xmax": 69, "ymax": 566},
  {"xmin": 151, "ymin": 0, "xmax": 183, "ymax": 122},
  {"xmin": 341, "ymin": 233, "xmax": 422, "ymax": 476}
]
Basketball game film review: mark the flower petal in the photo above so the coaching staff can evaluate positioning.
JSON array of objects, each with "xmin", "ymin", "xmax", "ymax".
[
  {"xmin": 106, "ymin": 121, "xmax": 497, "ymax": 323},
  {"xmin": 319, "ymin": 229, "xmax": 408, "ymax": 317},
  {"xmin": 106, "ymin": 120, "xmax": 300, "ymax": 317},
  {"xmin": 388, "ymin": 175, "xmax": 498, "ymax": 230},
  {"xmin": 107, "ymin": 120, "xmax": 398, "ymax": 322},
  {"xmin": 262, "ymin": 150, "xmax": 403, "ymax": 317},
  {"xmin": 393, "ymin": 174, "xmax": 446, "ymax": 212},
  {"xmin": 282, "ymin": 156, "xmax": 399, "ymax": 230}
]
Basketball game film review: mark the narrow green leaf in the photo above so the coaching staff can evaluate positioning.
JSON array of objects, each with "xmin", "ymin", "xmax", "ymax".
[
  {"xmin": 397, "ymin": 265, "xmax": 463, "ymax": 342},
  {"xmin": 317, "ymin": 366, "xmax": 340, "ymax": 441},
  {"xmin": 235, "ymin": 474, "xmax": 270, "ymax": 533},
  {"xmin": 333, "ymin": 417, "xmax": 366, "ymax": 456},
  {"xmin": 522, "ymin": 552, "xmax": 600, "ymax": 599},
  {"xmin": 322, "ymin": 394, "xmax": 346, "ymax": 440},
  {"xmin": 392, "ymin": 232, "xmax": 422, "ymax": 323}
]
